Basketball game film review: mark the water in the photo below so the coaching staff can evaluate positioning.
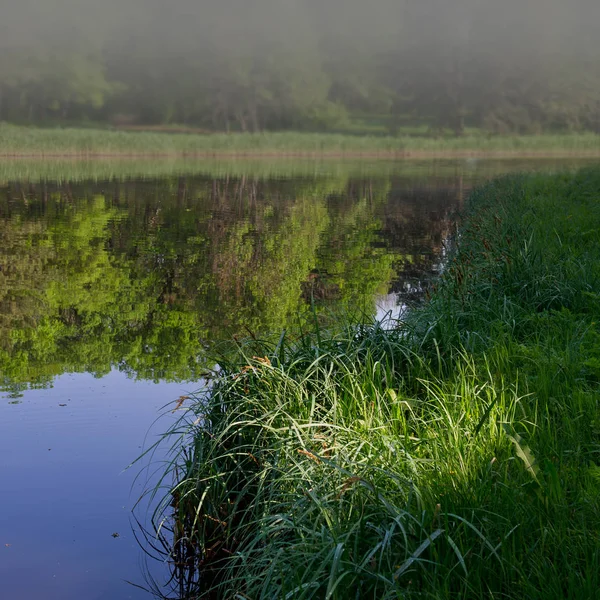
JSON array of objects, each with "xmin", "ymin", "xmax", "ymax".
[{"xmin": 0, "ymin": 159, "xmax": 593, "ymax": 598}]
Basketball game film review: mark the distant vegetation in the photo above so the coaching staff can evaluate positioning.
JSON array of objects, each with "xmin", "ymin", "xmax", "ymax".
[
  {"xmin": 1, "ymin": 124, "xmax": 600, "ymax": 158},
  {"xmin": 1, "ymin": 0, "xmax": 600, "ymax": 136},
  {"xmin": 149, "ymin": 168, "xmax": 600, "ymax": 598}
]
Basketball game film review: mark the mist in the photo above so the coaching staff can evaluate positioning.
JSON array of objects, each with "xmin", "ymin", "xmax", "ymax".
[{"xmin": 1, "ymin": 0, "xmax": 599, "ymax": 133}]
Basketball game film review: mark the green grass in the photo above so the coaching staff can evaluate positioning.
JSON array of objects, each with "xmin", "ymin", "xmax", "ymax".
[
  {"xmin": 142, "ymin": 168, "xmax": 600, "ymax": 599},
  {"xmin": 1, "ymin": 122, "xmax": 600, "ymax": 159}
]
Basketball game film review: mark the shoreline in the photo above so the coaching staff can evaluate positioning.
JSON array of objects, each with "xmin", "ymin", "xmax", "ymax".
[
  {"xmin": 2, "ymin": 150, "xmax": 600, "ymax": 160},
  {"xmin": 2, "ymin": 153, "xmax": 597, "ymax": 185}
]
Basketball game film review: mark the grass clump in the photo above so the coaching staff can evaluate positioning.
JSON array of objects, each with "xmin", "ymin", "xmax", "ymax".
[{"xmin": 146, "ymin": 169, "xmax": 600, "ymax": 598}]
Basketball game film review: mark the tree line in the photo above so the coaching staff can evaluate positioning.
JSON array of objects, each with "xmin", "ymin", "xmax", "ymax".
[{"xmin": 1, "ymin": 0, "xmax": 599, "ymax": 134}]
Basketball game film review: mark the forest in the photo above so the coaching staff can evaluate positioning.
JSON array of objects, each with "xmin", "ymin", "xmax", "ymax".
[{"xmin": 2, "ymin": 0, "xmax": 600, "ymax": 135}]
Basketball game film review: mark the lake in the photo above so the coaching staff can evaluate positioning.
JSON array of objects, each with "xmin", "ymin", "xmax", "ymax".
[{"xmin": 0, "ymin": 158, "xmax": 595, "ymax": 599}]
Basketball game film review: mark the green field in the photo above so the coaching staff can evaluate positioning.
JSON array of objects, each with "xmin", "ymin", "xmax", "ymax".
[
  {"xmin": 146, "ymin": 169, "xmax": 600, "ymax": 598},
  {"xmin": 1, "ymin": 123, "xmax": 600, "ymax": 159}
]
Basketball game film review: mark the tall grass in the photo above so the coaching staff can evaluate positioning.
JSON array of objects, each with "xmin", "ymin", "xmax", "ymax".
[
  {"xmin": 1, "ymin": 122, "xmax": 600, "ymax": 158},
  {"xmin": 142, "ymin": 168, "xmax": 600, "ymax": 598}
]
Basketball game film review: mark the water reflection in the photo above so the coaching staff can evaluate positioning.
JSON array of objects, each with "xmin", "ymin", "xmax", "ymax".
[{"xmin": 0, "ymin": 173, "xmax": 459, "ymax": 395}]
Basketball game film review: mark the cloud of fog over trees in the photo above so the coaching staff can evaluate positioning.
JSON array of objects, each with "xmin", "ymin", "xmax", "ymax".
[{"xmin": 1, "ymin": 0, "xmax": 599, "ymax": 133}]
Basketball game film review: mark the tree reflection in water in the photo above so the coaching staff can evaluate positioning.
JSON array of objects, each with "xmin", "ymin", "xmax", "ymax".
[{"xmin": 0, "ymin": 173, "xmax": 459, "ymax": 398}]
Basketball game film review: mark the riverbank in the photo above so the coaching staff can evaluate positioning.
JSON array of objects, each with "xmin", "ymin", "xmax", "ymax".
[
  {"xmin": 150, "ymin": 168, "xmax": 600, "ymax": 598},
  {"xmin": 1, "ymin": 123, "xmax": 600, "ymax": 159}
]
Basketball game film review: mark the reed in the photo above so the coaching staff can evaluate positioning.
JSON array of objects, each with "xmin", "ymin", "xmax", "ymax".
[{"xmin": 1, "ymin": 122, "xmax": 600, "ymax": 159}]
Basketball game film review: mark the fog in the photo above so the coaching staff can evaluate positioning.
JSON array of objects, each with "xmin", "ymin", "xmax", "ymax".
[{"xmin": 1, "ymin": 0, "xmax": 599, "ymax": 133}]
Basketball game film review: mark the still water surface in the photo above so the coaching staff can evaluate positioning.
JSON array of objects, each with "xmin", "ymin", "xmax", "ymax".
[{"xmin": 0, "ymin": 159, "xmax": 594, "ymax": 598}]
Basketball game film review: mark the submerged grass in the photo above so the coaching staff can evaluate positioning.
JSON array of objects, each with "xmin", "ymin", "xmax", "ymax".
[
  {"xmin": 1, "ymin": 122, "xmax": 600, "ymax": 158},
  {"xmin": 144, "ymin": 168, "xmax": 600, "ymax": 598}
]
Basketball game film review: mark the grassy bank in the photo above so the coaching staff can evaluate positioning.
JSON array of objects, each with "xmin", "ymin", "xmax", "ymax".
[
  {"xmin": 147, "ymin": 169, "xmax": 600, "ymax": 599},
  {"xmin": 1, "ymin": 123, "xmax": 600, "ymax": 159}
]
